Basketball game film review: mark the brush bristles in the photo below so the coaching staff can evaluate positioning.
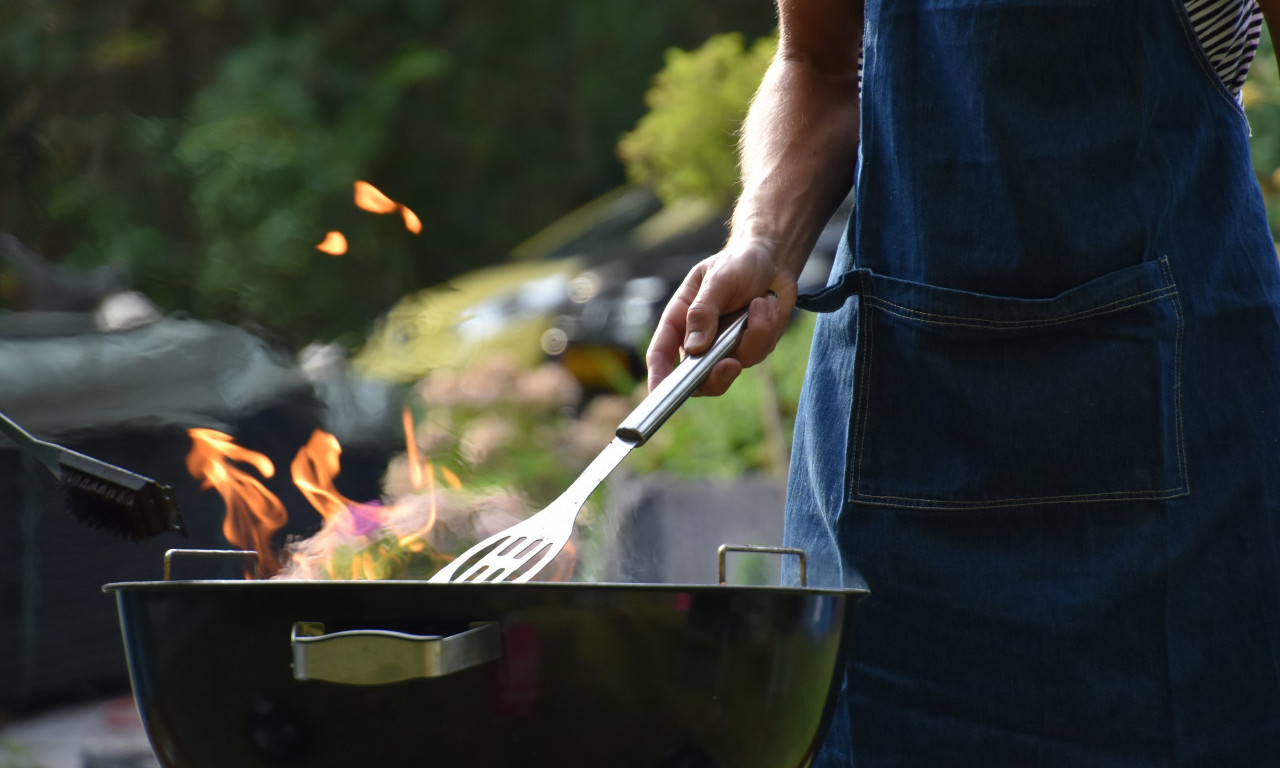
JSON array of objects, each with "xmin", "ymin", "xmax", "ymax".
[{"xmin": 59, "ymin": 452, "xmax": 187, "ymax": 541}]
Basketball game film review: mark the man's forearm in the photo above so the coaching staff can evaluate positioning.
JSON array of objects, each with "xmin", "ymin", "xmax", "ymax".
[{"xmin": 730, "ymin": 1, "xmax": 863, "ymax": 277}]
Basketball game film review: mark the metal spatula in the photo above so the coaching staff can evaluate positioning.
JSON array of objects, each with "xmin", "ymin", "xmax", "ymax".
[{"xmin": 429, "ymin": 311, "xmax": 750, "ymax": 584}]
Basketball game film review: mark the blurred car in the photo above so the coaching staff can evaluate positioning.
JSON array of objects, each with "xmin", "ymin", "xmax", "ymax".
[
  {"xmin": 352, "ymin": 185, "xmax": 850, "ymax": 389},
  {"xmin": 351, "ymin": 186, "xmax": 665, "ymax": 384},
  {"xmin": 542, "ymin": 194, "xmax": 730, "ymax": 390},
  {"xmin": 545, "ymin": 193, "xmax": 850, "ymax": 391},
  {"xmin": 352, "ymin": 257, "xmax": 580, "ymax": 382}
]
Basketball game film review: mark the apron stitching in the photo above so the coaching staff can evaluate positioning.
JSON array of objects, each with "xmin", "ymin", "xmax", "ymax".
[
  {"xmin": 1159, "ymin": 256, "xmax": 1191, "ymax": 495},
  {"xmin": 862, "ymin": 287, "xmax": 1176, "ymax": 329},
  {"xmin": 854, "ymin": 487, "xmax": 1190, "ymax": 508},
  {"xmin": 851, "ymin": 277, "xmax": 876, "ymax": 505}
]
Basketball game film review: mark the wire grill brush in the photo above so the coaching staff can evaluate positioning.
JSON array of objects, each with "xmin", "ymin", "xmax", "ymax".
[{"xmin": 1, "ymin": 410, "xmax": 187, "ymax": 541}]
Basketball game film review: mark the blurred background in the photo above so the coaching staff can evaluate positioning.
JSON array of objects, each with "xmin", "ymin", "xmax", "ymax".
[{"xmin": 5, "ymin": 3, "xmax": 1280, "ymax": 765}]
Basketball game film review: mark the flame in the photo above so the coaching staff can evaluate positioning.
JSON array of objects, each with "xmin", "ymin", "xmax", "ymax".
[
  {"xmin": 402, "ymin": 407, "xmax": 425, "ymax": 490},
  {"xmin": 188, "ymin": 416, "xmax": 580, "ymax": 583},
  {"xmin": 354, "ymin": 181, "xmax": 420, "ymax": 234},
  {"xmin": 547, "ymin": 540, "xmax": 578, "ymax": 582},
  {"xmin": 395, "ymin": 456, "xmax": 437, "ymax": 549},
  {"xmin": 290, "ymin": 430, "xmax": 362, "ymax": 521},
  {"xmin": 275, "ymin": 424, "xmax": 442, "ymax": 580},
  {"xmin": 354, "ymin": 180, "xmax": 398, "ymax": 214},
  {"xmin": 318, "ymin": 182, "xmax": 419, "ymax": 254},
  {"xmin": 400, "ymin": 205, "xmax": 422, "ymax": 234},
  {"xmin": 186, "ymin": 428, "xmax": 286, "ymax": 575},
  {"xmin": 397, "ymin": 407, "xmax": 438, "ymax": 547},
  {"xmin": 315, "ymin": 231, "xmax": 348, "ymax": 256}
]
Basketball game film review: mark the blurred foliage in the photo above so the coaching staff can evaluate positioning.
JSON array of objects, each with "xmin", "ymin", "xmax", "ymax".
[
  {"xmin": 0, "ymin": 0, "xmax": 775, "ymax": 348},
  {"xmin": 397, "ymin": 312, "xmax": 816, "ymax": 498},
  {"xmin": 1247, "ymin": 30, "xmax": 1280, "ymax": 244},
  {"xmin": 618, "ymin": 32, "xmax": 777, "ymax": 209},
  {"xmin": 406, "ymin": 356, "xmax": 601, "ymax": 502}
]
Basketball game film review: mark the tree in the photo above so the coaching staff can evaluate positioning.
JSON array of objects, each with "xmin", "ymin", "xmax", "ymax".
[
  {"xmin": 0, "ymin": 1, "xmax": 777, "ymax": 348},
  {"xmin": 618, "ymin": 32, "xmax": 777, "ymax": 210}
]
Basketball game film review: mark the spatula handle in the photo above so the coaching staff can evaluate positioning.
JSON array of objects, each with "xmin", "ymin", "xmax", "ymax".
[{"xmin": 616, "ymin": 311, "xmax": 749, "ymax": 445}]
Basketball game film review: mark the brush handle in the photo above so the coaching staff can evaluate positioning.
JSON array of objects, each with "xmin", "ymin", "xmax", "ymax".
[{"xmin": 0, "ymin": 411, "xmax": 63, "ymax": 476}]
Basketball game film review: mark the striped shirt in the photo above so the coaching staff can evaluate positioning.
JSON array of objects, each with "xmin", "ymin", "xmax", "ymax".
[{"xmin": 1186, "ymin": 0, "xmax": 1264, "ymax": 97}]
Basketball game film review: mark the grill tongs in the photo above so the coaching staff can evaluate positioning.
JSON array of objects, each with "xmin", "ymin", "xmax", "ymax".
[{"xmin": 429, "ymin": 311, "xmax": 750, "ymax": 584}]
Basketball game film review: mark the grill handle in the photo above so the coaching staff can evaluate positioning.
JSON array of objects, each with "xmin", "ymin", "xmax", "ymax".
[
  {"xmin": 292, "ymin": 621, "xmax": 500, "ymax": 685},
  {"xmin": 718, "ymin": 544, "xmax": 807, "ymax": 587},
  {"xmin": 164, "ymin": 548, "xmax": 260, "ymax": 580}
]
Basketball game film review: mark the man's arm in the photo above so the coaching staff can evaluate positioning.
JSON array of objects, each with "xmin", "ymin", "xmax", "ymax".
[{"xmin": 646, "ymin": 0, "xmax": 865, "ymax": 395}]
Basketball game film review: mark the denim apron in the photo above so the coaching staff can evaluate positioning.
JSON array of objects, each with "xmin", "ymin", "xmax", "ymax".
[{"xmin": 785, "ymin": 0, "xmax": 1280, "ymax": 765}]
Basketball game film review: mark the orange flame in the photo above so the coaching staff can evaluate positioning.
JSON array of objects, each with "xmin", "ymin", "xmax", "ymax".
[
  {"xmin": 545, "ymin": 539, "xmax": 578, "ymax": 582},
  {"xmin": 354, "ymin": 181, "xmax": 421, "ymax": 235},
  {"xmin": 315, "ymin": 231, "xmax": 348, "ymax": 256},
  {"xmin": 187, "ymin": 417, "xmax": 579, "ymax": 582},
  {"xmin": 319, "ymin": 182, "xmax": 419, "ymax": 254},
  {"xmin": 402, "ymin": 407, "xmax": 425, "ymax": 491},
  {"xmin": 186, "ymin": 428, "xmax": 286, "ymax": 575},
  {"xmin": 397, "ymin": 408, "xmax": 438, "ymax": 548},
  {"xmin": 400, "ymin": 205, "xmax": 422, "ymax": 234},
  {"xmin": 290, "ymin": 430, "xmax": 362, "ymax": 521},
  {"xmin": 395, "ymin": 457, "xmax": 436, "ymax": 552},
  {"xmin": 354, "ymin": 180, "xmax": 398, "ymax": 214}
]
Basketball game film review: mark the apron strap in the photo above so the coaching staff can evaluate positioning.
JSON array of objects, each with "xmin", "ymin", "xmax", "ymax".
[{"xmin": 796, "ymin": 269, "xmax": 864, "ymax": 313}]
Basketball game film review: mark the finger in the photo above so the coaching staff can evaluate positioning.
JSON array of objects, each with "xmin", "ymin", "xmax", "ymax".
[
  {"xmin": 682, "ymin": 260, "xmax": 746, "ymax": 355},
  {"xmin": 646, "ymin": 266, "xmax": 704, "ymax": 391},
  {"xmin": 696, "ymin": 358, "xmax": 743, "ymax": 398},
  {"xmin": 646, "ymin": 317, "xmax": 683, "ymax": 392},
  {"xmin": 733, "ymin": 294, "xmax": 782, "ymax": 370},
  {"xmin": 683, "ymin": 298, "xmax": 721, "ymax": 356},
  {"xmin": 684, "ymin": 250, "xmax": 796, "ymax": 357}
]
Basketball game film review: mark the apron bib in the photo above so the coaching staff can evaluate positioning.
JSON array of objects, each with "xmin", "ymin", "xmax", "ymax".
[{"xmin": 786, "ymin": 0, "xmax": 1280, "ymax": 765}]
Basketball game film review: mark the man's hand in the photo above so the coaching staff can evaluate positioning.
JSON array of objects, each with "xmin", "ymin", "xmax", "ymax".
[{"xmin": 645, "ymin": 239, "xmax": 799, "ymax": 396}]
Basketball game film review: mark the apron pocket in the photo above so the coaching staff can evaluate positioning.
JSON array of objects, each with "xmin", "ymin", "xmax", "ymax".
[{"xmin": 848, "ymin": 257, "xmax": 1186, "ymax": 510}]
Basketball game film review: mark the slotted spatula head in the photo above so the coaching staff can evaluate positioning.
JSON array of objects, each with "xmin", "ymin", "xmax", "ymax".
[
  {"xmin": 426, "ymin": 515, "xmax": 562, "ymax": 584},
  {"xmin": 429, "ymin": 312, "xmax": 749, "ymax": 584},
  {"xmin": 428, "ymin": 438, "xmax": 630, "ymax": 583}
]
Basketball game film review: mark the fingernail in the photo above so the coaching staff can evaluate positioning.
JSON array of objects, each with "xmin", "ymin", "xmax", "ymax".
[{"xmin": 686, "ymin": 331, "xmax": 706, "ymax": 349}]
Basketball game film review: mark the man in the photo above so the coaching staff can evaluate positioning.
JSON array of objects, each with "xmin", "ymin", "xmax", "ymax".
[{"xmin": 647, "ymin": 0, "xmax": 1280, "ymax": 764}]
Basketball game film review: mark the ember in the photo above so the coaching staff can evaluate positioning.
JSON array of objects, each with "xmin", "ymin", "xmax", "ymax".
[
  {"xmin": 314, "ymin": 180, "xmax": 421, "ymax": 257},
  {"xmin": 353, "ymin": 180, "xmax": 420, "ymax": 233},
  {"xmin": 315, "ymin": 231, "xmax": 348, "ymax": 256},
  {"xmin": 401, "ymin": 205, "xmax": 423, "ymax": 234},
  {"xmin": 354, "ymin": 180, "xmax": 398, "ymax": 214}
]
